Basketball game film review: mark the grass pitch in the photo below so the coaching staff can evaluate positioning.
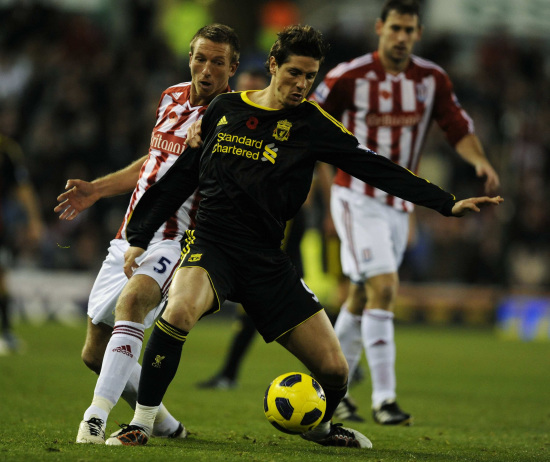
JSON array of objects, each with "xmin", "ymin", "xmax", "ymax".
[{"xmin": 1, "ymin": 318, "xmax": 548, "ymax": 461}]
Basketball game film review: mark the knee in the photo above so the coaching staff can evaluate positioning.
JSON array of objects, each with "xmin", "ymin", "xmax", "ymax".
[
  {"xmin": 311, "ymin": 351, "xmax": 349, "ymax": 388},
  {"xmin": 115, "ymin": 290, "xmax": 152, "ymax": 322},
  {"xmin": 162, "ymin": 303, "xmax": 197, "ymax": 332},
  {"xmin": 378, "ymin": 284, "xmax": 396, "ymax": 307},
  {"xmin": 347, "ymin": 284, "xmax": 367, "ymax": 312},
  {"xmin": 368, "ymin": 281, "xmax": 398, "ymax": 309}
]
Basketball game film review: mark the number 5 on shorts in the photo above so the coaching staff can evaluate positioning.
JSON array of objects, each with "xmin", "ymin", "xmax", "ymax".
[{"xmin": 153, "ymin": 256, "xmax": 172, "ymax": 274}]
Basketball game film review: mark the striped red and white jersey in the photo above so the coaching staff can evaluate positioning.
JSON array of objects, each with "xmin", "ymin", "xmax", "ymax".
[
  {"xmin": 116, "ymin": 81, "xmax": 221, "ymax": 243},
  {"xmin": 312, "ymin": 51, "xmax": 473, "ymax": 212}
]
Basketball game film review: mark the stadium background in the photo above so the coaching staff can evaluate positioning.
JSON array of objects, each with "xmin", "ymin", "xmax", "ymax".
[{"xmin": 1, "ymin": 0, "xmax": 549, "ymax": 337}]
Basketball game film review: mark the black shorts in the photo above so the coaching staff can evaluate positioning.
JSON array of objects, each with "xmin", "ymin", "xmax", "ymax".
[{"xmin": 178, "ymin": 230, "xmax": 323, "ymax": 343}]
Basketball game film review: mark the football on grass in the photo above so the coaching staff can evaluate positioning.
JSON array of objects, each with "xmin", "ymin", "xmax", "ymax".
[{"xmin": 263, "ymin": 372, "xmax": 326, "ymax": 434}]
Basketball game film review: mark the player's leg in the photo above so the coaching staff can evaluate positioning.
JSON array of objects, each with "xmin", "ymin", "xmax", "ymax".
[
  {"xmin": 81, "ymin": 317, "xmax": 112, "ymax": 374},
  {"xmin": 277, "ymin": 311, "xmax": 372, "ymax": 449},
  {"xmin": 78, "ymin": 240, "xmax": 184, "ymax": 443},
  {"xmin": 82, "ymin": 274, "xmax": 160, "ymax": 427},
  {"xmin": 360, "ymin": 204, "xmax": 411, "ymax": 425},
  {"xmin": 76, "ymin": 318, "xmax": 113, "ymax": 443},
  {"xmin": 106, "ymin": 266, "xmax": 216, "ymax": 446}
]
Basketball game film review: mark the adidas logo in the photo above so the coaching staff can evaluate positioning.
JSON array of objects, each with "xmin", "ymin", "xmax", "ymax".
[
  {"xmin": 112, "ymin": 345, "xmax": 134, "ymax": 358},
  {"xmin": 217, "ymin": 115, "xmax": 228, "ymax": 126},
  {"xmin": 262, "ymin": 143, "xmax": 278, "ymax": 164}
]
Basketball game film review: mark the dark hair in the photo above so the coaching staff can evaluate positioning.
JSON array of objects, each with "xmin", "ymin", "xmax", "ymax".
[
  {"xmin": 190, "ymin": 23, "xmax": 240, "ymax": 63},
  {"xmin": 264, "ymin": 25, "xmax": 329, "ymax": 71},
  {"xmin": 380, "ymin": 0, "xmax": 421, "ymax": 23}
]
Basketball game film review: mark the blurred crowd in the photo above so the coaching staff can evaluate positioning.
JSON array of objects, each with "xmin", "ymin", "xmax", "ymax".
[{"xmin": 0, "ymin": 3, "xmax": 548, "ymax": 290}]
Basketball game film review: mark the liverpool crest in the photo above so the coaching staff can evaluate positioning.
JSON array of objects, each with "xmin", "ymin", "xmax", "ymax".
[{"xmin": 273, "ymin": 119, "xmax": 292, "ymax": 141}]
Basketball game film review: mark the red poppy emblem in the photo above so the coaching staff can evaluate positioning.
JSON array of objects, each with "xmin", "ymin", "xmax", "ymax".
[{"xmin": 246, "ymin": 116, "xmax": 259, "ymax": 129}]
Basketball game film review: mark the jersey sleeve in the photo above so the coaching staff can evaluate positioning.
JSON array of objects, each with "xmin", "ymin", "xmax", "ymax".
[
  {"xmin": 126, "ymin": 146, "xmax": 201, "ymax": 249},
  {"xmin": 309, "ymin": 104, "xmax": 457, "ymax": 216},
  {"xmin": 310, "ymin": 73, "xmax": 351, "ymax": 120},
  {"xmin": 432, "ymin": 70, "xmax": 474, "ymax": 147}
]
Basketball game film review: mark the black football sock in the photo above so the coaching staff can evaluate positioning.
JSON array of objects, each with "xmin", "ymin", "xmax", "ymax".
[
  {"xmin": 220, "ymin": 312, "xmax": 256, "ymax": 380},
  {"xmin": 137, "ymin": 317, "xmax": 188, "ymax": 407},
  {"xmin": 319, "ymin": 381, "xmax": 347, "ymax": 423}
]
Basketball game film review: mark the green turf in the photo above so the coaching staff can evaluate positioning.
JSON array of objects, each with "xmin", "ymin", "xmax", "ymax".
[{"xmin": 1, "ymin": 318, "xmax": 548, "ymax": 461}]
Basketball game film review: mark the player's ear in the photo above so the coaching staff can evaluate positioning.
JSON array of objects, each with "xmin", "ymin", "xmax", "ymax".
[
  {"xmin": 416, "ymin": 24, "xmax": 423, "ymax": 41},
  {"xmin": 269, "ymin": 56, "xmax": 278, "ymax": 76},
  {"xmin": 229, "ymin": 61, "xmax": 239, "ymax": 77},
  {"xmin": 375, "ymin": 18, "xmax": 383, "ymax": 36}
]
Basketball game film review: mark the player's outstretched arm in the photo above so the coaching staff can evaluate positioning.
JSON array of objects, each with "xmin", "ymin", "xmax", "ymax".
[
  {"xmin": 455, "ymin": 134, "xmax": 500, "ymax": 194},
  {"xmin": 451, "ymin": 196, "xmax": 503, "ymax": 217},
  {"xmin": 123, "ymin": 246, "xmax": 146, "ymax": 279},
  {"xmin": 54, "ymin": 179, "xmax": 97, "ymax": 220},
  {"xmin": 54, "ymin": 155, "xmax": 147, "ymax": 220}
]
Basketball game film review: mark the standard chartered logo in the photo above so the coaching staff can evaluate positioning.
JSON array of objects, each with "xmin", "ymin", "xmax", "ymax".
[
  {"xmin": 213, "ymin": 132, "xmax": 279, "ymax": 164},
  {"xmin": 213, "ymin": 132, "xmax": 263, "ymax": 160}
]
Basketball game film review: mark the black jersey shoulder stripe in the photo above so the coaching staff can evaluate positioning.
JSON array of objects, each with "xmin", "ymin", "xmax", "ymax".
[{"xmin": 306, "ymin": 100, "xmax": 354, "ymax": 135}]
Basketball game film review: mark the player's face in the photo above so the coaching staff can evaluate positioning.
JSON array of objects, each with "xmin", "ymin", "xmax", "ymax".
[
  {"xmin": 189, "ymin": 38, "xmax": 238, "ymax": 106},
  {"xmin": 269, "ymin": 55, "xmax": 319, "ymax": 109},
  {"xmin": 376, "ymin": 10, "xmax": 422, "ymax": 72}
]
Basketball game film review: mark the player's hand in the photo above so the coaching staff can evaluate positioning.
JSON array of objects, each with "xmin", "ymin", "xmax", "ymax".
[
  {"xmin": 123, "ymin": 246, "xmax": 146, "ymax": 279},
  {"xmin": 54, "ymin": 179, "xmax": 98, "ymax": 220},
  {"xmin": 451, "ymin": 196, "xmax": 503, "ymax": 217},
  {"xmin": 475, "ymin": 163, "xmax": 500, "ymax": 195},
  {"xmin": 185, "ymin": 119, "xmax": 203, "ymax": 148}
]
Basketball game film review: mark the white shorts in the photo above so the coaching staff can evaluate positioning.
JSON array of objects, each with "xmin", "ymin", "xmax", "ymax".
[
  {"xmin": 331, "ymin": 185, "xmax": 409, "ymax": 283},
  {"xmin": 88, "ymin": 239, "xmax": 182, "ymax": 328}
]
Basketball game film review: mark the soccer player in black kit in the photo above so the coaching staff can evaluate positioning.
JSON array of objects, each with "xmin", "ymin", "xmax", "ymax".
[{"xmin": 107, "ymin": 25, "xmax": 502, "ymax": 448}]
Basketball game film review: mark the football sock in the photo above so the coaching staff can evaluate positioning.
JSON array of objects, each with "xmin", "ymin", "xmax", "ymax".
[
  {"xmin": 92, "ymin": 321, "xmax": 145, "ymax": 407},
  {"xmin": 362, "ymin": 308, "xmax": 396, "ymax": 407},
  {"xmin": 83, "ymin": 396, "xmax": 112, "ymax": 426},
  {"xmin": 137, "ymin": 317, "xmax": 187, "ymax": 407},
  {"xmin": 130, "ymin": 403, "xmax": 157, "ymax": 436},
  {"xmin": 220, "ymin": 312, "xmax": 256, "ymax": 380},
  {"xmin": 319, "ymin": 382, "xmax": 347, "ymax": 423},
  {"xmin": 122, "ymin": 362, "xmax": 180, "ymax": 434},
  {"xmin": 333, "ymin": 305, "xmax": 363, "ymax": 389},
  {"xmin": 303, "ymin": 420, "xmax": 330, "ymax": 438}
]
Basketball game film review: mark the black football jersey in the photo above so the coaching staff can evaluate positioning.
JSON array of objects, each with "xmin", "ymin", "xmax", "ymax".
[{"xmin": 127, "ymin": 91, "xmax": 456, "ymax": 249}]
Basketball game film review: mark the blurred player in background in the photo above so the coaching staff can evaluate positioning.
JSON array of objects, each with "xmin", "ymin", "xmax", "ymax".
[
  {"xmin": 54, "ymin": 24, "xmax": 240, "ymax": 444},
  {"xmin": 312, "ymin": 0, "xmax": 500, "ymax": 424},
  {"xmin": 0, "ymin": 134, "xmax": 43, "ymax": 355}
]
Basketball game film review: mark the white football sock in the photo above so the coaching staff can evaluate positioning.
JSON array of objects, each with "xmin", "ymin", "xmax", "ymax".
[
  {"xmin": 122, "ymin": 362, "xmax": 180, "ymax": 435},
  {"xmin": 131, "ymin": 403, "xmax": 157, "ymax": 435},
  {"xmin": 83, "ymin": 395, "xmax": 112, "ymax": 426},
  {"xmin": 362, "ymin": 308, "xmax": 396, "ymax": 407},
  {"xmin": 333, "ymin": 305, "xmax": 363, "ymax": 389},
  {"xmin": 90, "ymin": 321, "xmax": 145, "ymax": 414}
]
